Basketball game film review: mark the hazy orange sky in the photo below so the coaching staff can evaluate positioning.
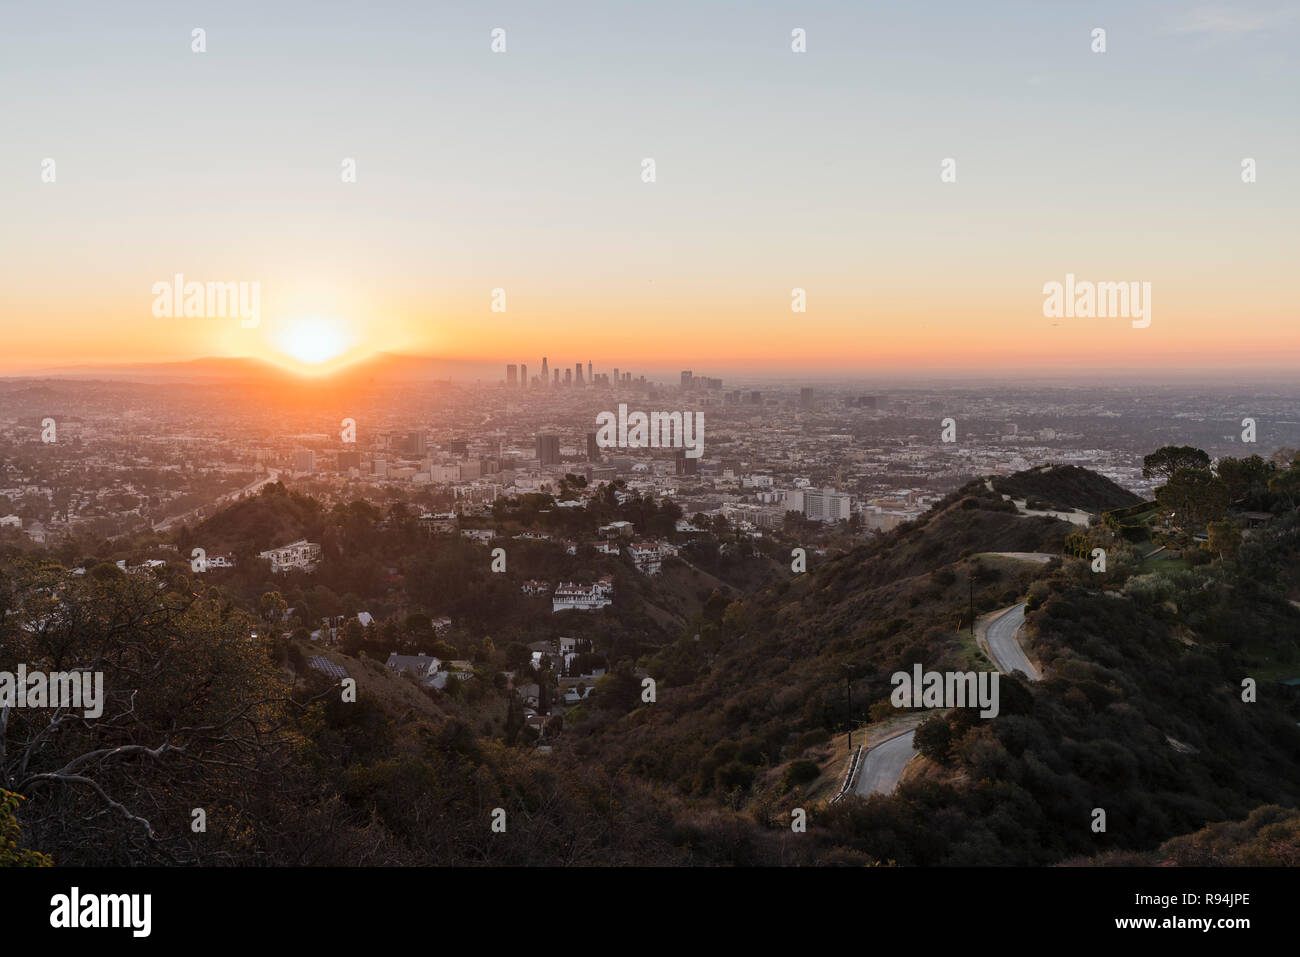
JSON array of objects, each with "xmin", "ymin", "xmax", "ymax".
[{"xmin": 2, "ymin": 1, "xmax": 1297, "ymax": 377}]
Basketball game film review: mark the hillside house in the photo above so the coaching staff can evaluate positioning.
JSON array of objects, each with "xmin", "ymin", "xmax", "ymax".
[
  {"xmin": 259, "ymin": 539, "xmax": 322, "ymax": 574},
  {"xmin": 385, "ymin": 653, "xmax": 441, "ymax": 683},
  {"xmin": 552, "ymin": 580, "xmax": 613, "ymax": 612}
]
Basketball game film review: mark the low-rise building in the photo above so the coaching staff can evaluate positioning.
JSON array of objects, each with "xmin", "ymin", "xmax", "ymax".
[
  {"xmin": 385, "ymin": 653, "xmax": 441, "ymax": 682},
  {"xmin": 627, "ymin": 542, "xmax": 663, "ymax": 575},
  {"xmin": 418, "ymin": 512, "xmax": 458, "ymax": 535},
  {"xmin": 553, "ymin": 579, "xmax": 614, "ymax": 612},
  {"xmin": 259, "ymin": 539, "xmax": 322, "ymax": 573}
]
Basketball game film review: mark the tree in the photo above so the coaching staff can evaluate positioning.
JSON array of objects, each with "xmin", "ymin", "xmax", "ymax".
[
  {"xmin": 914, "ymin": 715, "xmax": 953, "ymax": 764},
  {"xmin": 259, "ymin": 590, "xmax": 288, "ymax": 625},
  {"xmin": 1155, "ymin": 468, "xmax": 1229, "ymax": 530},
  {"xmin": 1143, "ymin": 446, "xmax": 1211, "ymax": 482},
  {"xmin": 782, "ymin": 759, "xmax": 821, "ymax": 791},
  {"xmin": 1, "ymin": 562, "xmax": 295, "ymax": 864},
  {"xmin": 714, "ymin": 761, "xmax": 755, "ymax": 794},
  {"xmin": 1063, "ymin": 531, "xmax": 1091, "ymax": 560},
  {"xmin": 1269, "ymin": 466, "xmax": 1300, "ymax": 511},
  {"xmin": 0, "ymin": 790, "xmax": 51, "ymax": 866},
  {"xmin": 339, "ymin": 618, "xmax": 366, "ymax": 657},
  {"xmin": 366, "ymin": 618, "xmax": 401, "ymax": 659},
  {"xmin": 88, "ymin": 561, "xmax": 124, "ymax": 582},
  {"xmin": 1215, "ymin": 455, "xmax": 1274, "ymax": 503},
  {"xmin": 1205, "ymin": 520, "xmax": 1242, "ymax": 560}
]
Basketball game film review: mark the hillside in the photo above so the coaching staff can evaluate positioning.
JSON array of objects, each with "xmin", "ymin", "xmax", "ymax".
[
  {"xmin": 570, "ymin": 466, "xmax": 1300, "ymax": 864},
  {"xmin": 12, "ymin": 462, "xmax": 1300, "ymax": 868},
  {"xmin": 568, "ymin": 476, "xmax": 1068, "ymax": 783},
  {"xmin": 189, "ymin": 482, "xmax": 324, "ymax": 553},
  {"xmin": 992, "ymin": 464, "xmax": 1142, "ymax": 513}
]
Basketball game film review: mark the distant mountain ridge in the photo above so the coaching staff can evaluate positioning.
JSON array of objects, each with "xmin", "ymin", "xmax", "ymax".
[{"xmin": 21, "ymin": 352, "xmax": 505, "ymax": 385}]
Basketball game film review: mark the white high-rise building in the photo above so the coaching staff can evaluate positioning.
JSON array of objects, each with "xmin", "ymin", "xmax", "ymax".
[{"xmin": 803, "ymin": 488, "xmax": 851, "ymax": 523}]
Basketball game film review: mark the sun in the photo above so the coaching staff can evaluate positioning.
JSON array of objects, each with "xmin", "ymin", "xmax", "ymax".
[{"xmin": 272, "ymin": 316, "xmax": 353, "ymax": 366}]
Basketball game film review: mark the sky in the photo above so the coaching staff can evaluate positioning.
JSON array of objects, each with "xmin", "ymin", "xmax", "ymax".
[{"xmin": 1, "ymin": 0, "xmax": 1297, "ymax": 378}]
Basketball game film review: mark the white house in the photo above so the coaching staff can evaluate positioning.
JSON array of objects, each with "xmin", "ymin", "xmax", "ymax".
[
  {"xmin": 259, "ymin": 539, "xmax": 322, "ymax": 574},
  {"xmin": 552, "ymin": 580, "xmax": 613, "ymax": 612},
  {"xmin": 627, "ymin": 542, "xmax": 663, "ymax": 575}
]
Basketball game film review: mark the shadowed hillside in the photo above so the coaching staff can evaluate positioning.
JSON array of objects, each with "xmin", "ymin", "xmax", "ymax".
[
  {"xmin": 992, "ymin": 464, "xmax": 1142, "ymax": 513},
  {"xmin": 570, "ymin": 466, "xmax": 1300, "ymax": 865}
]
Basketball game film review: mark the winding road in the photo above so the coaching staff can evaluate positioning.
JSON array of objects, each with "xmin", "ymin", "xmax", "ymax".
[
  {"xmin": 853, "ymin": 730, "xmax": 918, "ymax": 797},
  {"xmin": 848, "ymin": 599, "xmax": 1042, "ymax": 798},
  {"xmin": 984, "ymin": 602, "xmax": 1040, "ymax": 680},
  {"xmin": 842, "ymin": 555, "xmax": 1050, "ymax": 799}
]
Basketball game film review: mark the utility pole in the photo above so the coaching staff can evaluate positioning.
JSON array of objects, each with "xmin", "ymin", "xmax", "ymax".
[
  {"xmin": 969, "ymin": 574, "xmax": 976, "ymax": 636},
  {"xmin": 845, "ymin": 666, "xmax": 852, "ymax": 750}
]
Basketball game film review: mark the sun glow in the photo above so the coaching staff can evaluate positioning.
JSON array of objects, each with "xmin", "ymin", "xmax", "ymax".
[{"xmin": 271, "ymin": 316, "xmax": 354, "ymax": 366}]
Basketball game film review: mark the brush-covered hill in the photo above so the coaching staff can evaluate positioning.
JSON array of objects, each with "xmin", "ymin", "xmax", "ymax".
[
  {"xmin": 571, "ymin": 466, "xmax": 1300, "ymax": 865},
  {"xmin": 992, "ymin": 464, "xmax": 1142, "ymax": 513},
  {"xmin": 568, "ymin": 473, "xmax": 1076, "ymax": 782},
  {"xmin": 187, "ymin": 481, "xmax": 325, "ymax": 554}
]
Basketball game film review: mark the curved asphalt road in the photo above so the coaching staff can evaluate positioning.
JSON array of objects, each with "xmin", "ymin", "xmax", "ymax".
[
  {"xmin": 985, "ymin": 602, "xmax": 1040, "ymax": 681},
  {"xmin": 853, "ymin": 730, "xmax": 917, "ymax": 797},
  {"xmin": 846, "ymin": 592, "xmax": 1043, "ymax": 798}
]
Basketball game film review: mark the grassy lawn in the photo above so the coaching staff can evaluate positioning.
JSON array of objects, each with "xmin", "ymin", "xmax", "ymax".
[{"xmin": 1143, "ymin": 557, "xmax": 1192, "ymax": 574}]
